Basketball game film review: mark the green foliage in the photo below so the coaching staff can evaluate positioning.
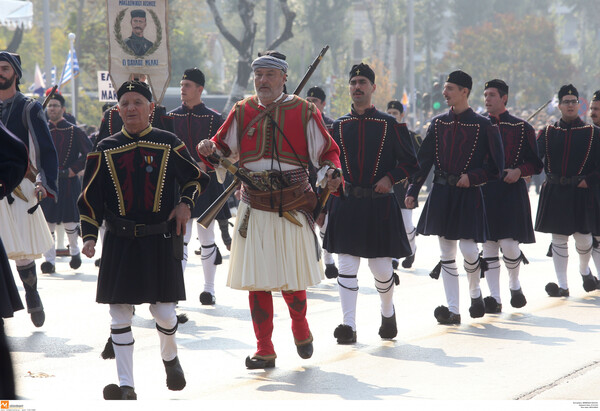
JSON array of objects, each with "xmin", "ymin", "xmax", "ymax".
[{"xmin": 440, "ymin": 13, "xmax": 575, "ymax": 107}]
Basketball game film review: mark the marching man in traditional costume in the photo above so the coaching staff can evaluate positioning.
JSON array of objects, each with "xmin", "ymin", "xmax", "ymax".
[
  {"xmin": 169, "ymin": 68, "xmax": 230, "ymax": 305},
  {"xmin": 324, "ymin": 65, "xmax": 419, "ymax": 344},
  {"xmin": 40, "ymin": 92, "xmax": 92, "ymax": 273},
  {"xmin": 535, "ymin": 84, "xmax": 600, "ymax": 296},
  {"xmin": 480, "ymin": 79, "xmax": 543, "ymax": 312},
  {"xmin": 79, "ymin": 80, "xmax": 209, "ymax": 399},
  {"xmin": 198, "ymin": 51, "xmax": 342, "ymax": 369},
  {"xmin": 406, "ymin": 70, "xmax": 504, "ymax": 325},
  {"xmin": 0, "ymin": 122, "xmax": 29, "ymax": 399},
  {"xmin": 0, "ymin": 51, "xmax": 58, "ymax": 328}
]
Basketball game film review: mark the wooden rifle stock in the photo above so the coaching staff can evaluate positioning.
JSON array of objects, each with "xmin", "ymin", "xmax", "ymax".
[{"xmin": 198, "ymin": 46, "xmax": 330, "ymax": 227}]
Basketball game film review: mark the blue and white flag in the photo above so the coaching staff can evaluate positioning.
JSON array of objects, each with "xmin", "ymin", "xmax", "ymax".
[
  {"xmin": 58, "ymin": 49, "xmax": 80, "ymax": 88},
  {"xmin": 28, "ymin": 63, "xmax": 45, "ymax": 96}
]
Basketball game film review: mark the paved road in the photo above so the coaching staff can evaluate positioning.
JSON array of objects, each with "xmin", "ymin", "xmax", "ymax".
[{"xmin": 4, "ymin": 190, "xmax": 600, "ymax": 407}]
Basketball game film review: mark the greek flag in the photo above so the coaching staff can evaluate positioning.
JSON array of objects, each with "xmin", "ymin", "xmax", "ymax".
[{"xmin": 58, "ymin": 49, "xmax": 80, "ymax": 88}]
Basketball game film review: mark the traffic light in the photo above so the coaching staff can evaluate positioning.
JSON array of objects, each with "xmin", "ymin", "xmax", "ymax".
[{"xmin": 431, "ymin": 81, "xmax": 444, "ymax": 112}]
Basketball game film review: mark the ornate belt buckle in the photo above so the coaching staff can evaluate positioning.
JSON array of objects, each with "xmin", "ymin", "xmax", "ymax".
[
  {"xmin": 134, "ymin": 224, "xmax": 145, "ymax": 237},
  {"xmin": 559, "ymin": 176, "xmax": 568, "ymax": 185}
]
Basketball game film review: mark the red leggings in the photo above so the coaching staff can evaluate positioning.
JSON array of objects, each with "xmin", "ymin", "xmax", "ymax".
[{"xmin": 248, "ymin": 290, "xmax": 310, "ymax": 356}]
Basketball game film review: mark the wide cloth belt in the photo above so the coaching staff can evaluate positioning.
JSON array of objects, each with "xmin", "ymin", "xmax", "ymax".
[
  {"xmin": 105, "ymin": 209, "xmax": 170, "ymax": 238},
  {"xmin": 545, "ymin": 174, "xmax": 585, "ymax": 186},
  {"xmin": 245, "ymin": 181, "xmax": 317, "ymax": 214},
  {"xmin": 343, "ymin": 183, "xmax": 392, "ymax": 199},
  {"xmin": 433, "ymin": 170, "xmax": 461, "ymax": 186}
]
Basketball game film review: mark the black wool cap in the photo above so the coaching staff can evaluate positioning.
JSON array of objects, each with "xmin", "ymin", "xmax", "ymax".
[
  {"xmin": 446, "ymin": 70, "xmax": 472, "ymax": 90},
  {"xmin": 49, "ymin": 93, "xmax": 65, "ymax": 107},
  {"xmin": 484, "ymin": 79, "xmax": 509, "ymax": 94},
  {"xmin": 592, "ymin": 90, "xmax": 600, "ymax": 102},
  {"xmin": 349, "ymin": 63, "xmax": 375, "ymax": 84},
  {"xmin": 182, "ymin": 68, "xmax": 205, "ymax": 87},
  {"xmin": 306, "ymin": 86, "xmax": 326, "ymax": 102},
  {"xmin": 558, "ymin": 84, "xmax": 578, "ymax": 100},
  {"xmin": 387, "ymin": 100, "xmax": 403, "ymax": 113},
  {"xmin": 117, "ymin": 80, "xmax": 152, "ymax": 102},
  {"xmin": 131, "ymin": 9, "xmax": 146, "ymax": 18}
]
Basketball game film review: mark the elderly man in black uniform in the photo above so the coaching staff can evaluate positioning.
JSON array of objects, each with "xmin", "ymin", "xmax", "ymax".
[
  {"xmin": 40, "ymin": 92, "xmax": 92, "ymax": 274},
  {"xmin": 480, "ymin": 79, "xmax": 543, "ymax": 312},
  {"xmin": 324, "ymin": 63, "xmax": 419, "ymax": 344},
  {"xmin": 169, "ymin": 68, "xmax": 231, "ymax": 305},
  {"xmin": 0, "ymin": 123, "xmax": 29, "ymax": 399},
  {"xmin": 387, "ymin": 99, "xmax": 422, "ymax": 270},
  {"xmin": 536, "ymin": 84, "xmax": 600, "ymax": 297},
  {"xmin": 125, "ymin": 9, "xmax": 154, "ymax": 56},
  {"xmin": 94, "ymin": 74, "xmax": 173, "ymax": 268},
  {"xmin": 79, "ymin": 81, "xmax": 209, "ymax": 400},
  {"xmin": 405, "ymin": 70, "xmax": 504, "ymax": 325}
]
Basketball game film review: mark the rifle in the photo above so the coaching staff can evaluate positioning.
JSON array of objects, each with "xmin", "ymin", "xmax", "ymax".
[
  {"xmin": 526, "ymin": 99, "xmax": 552, "ymax": 123},
  {"xmin": 293, "ymin": 45, "xmax": 329, "ymax": 95},
  {"xmin": 198, "ymin": 46, "xmax": 330, "ymax": 229}
]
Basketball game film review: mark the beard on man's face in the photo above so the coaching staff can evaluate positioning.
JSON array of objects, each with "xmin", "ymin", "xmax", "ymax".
[{"xmin": 0, "ymin": 73, "xmax": 16, "ymax": 90}]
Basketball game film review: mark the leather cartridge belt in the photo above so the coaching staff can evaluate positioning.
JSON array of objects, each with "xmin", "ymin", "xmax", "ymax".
[
  {"xmin": 344, "ymin": 183, "xmax": 392, "ymax": 199},
  {"xmin": 545, "ymin": 174, "xmax": 585, "ymax": 186},
  {"xmin": 433, "ymin": 170, "xmax": 461, "ymax": 186},
  {"xmin": 105, "ymin": 210, "xmax": 170, "ymax": 238},
  {"xmin": 245, "ymin": 182, "xmax": 317, "ymax": 214}
]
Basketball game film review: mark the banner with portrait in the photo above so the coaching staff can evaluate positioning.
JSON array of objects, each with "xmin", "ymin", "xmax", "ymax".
[{"xmin": 106, "ymin": 0, "xmax": 171, "ymax": 103}]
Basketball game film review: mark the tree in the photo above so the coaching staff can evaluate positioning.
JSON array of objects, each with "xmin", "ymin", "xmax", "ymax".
[
  {"xmin": 440, "ymin": 13, "xmax": 575, "ymax": 108},
  {"xmin": 207, "ymin": 0, "xmax": 296, "ymax": 114}
]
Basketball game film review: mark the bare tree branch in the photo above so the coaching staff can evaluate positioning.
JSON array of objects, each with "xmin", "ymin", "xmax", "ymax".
[
  {"xmin": 267, "ymin": 0, "xmax": 296, "ymax": 51},
  {"xmin": 206, "ymin": 0, "xmax": 242, "ymax": 52}
]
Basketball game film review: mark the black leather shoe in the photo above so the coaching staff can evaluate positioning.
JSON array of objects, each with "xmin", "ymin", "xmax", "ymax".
[
  {"xmin": 40, "ymin": 262, "xmax": 55, "ymax": 274},
  {"xmin": 295, "ymin": 332, "xmax": 314, "ymax": 359},
  {"xmin": 333, "ymin": 324, "xmax": 356, "ymax": 344},
  {"xmin": 199, "ymin": 291, "xmax": 216, "ymax": 305},
  {"xmin": 324, "ymin": 263, "xmax": 339, "ymax": 279},
  {"xmin": 378, "ymin": 311, "xmax": 397, "ymax": 339},
  {"xmin": 402, "ymin": 254, "xmax": 415, "ymax": 268},
  {"xmin": 245, "ymin": 355, "xmax": 276, "ymax": 369},
  {"xmin": 297, "ymin": 341, "xmax": 313, "ymax": 359},
  {"xmin": 483, "ymin": 296, "xmax": 502, "ymax": 313},
  {"xmin": 545, "ymin": 282, "xmax": 569, "ymax": 297},
  {"xmin": 582, "ymin": 273, "xmax": 599, "ymax": 292},
  {"xmin": 103, "ymin": 384, "xmax": 137, "ymax": 400},
  {"xmin": 434, "ymin": 305, "xmax": 461, "ymax": 325},
  {"xmin": 510, "ymin": 288, "xmax": 527, "ymax": 308},
  {"xmin": 69, "ymin": 253, "xmax": 82, "ymax": 269},
  {"xmin": 164, "ymin": 356, "xmax": 186, "ymax": 391},
  {"xmin": 469, "ymin": 295, "xmax": 486, "ymax": 318}
]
